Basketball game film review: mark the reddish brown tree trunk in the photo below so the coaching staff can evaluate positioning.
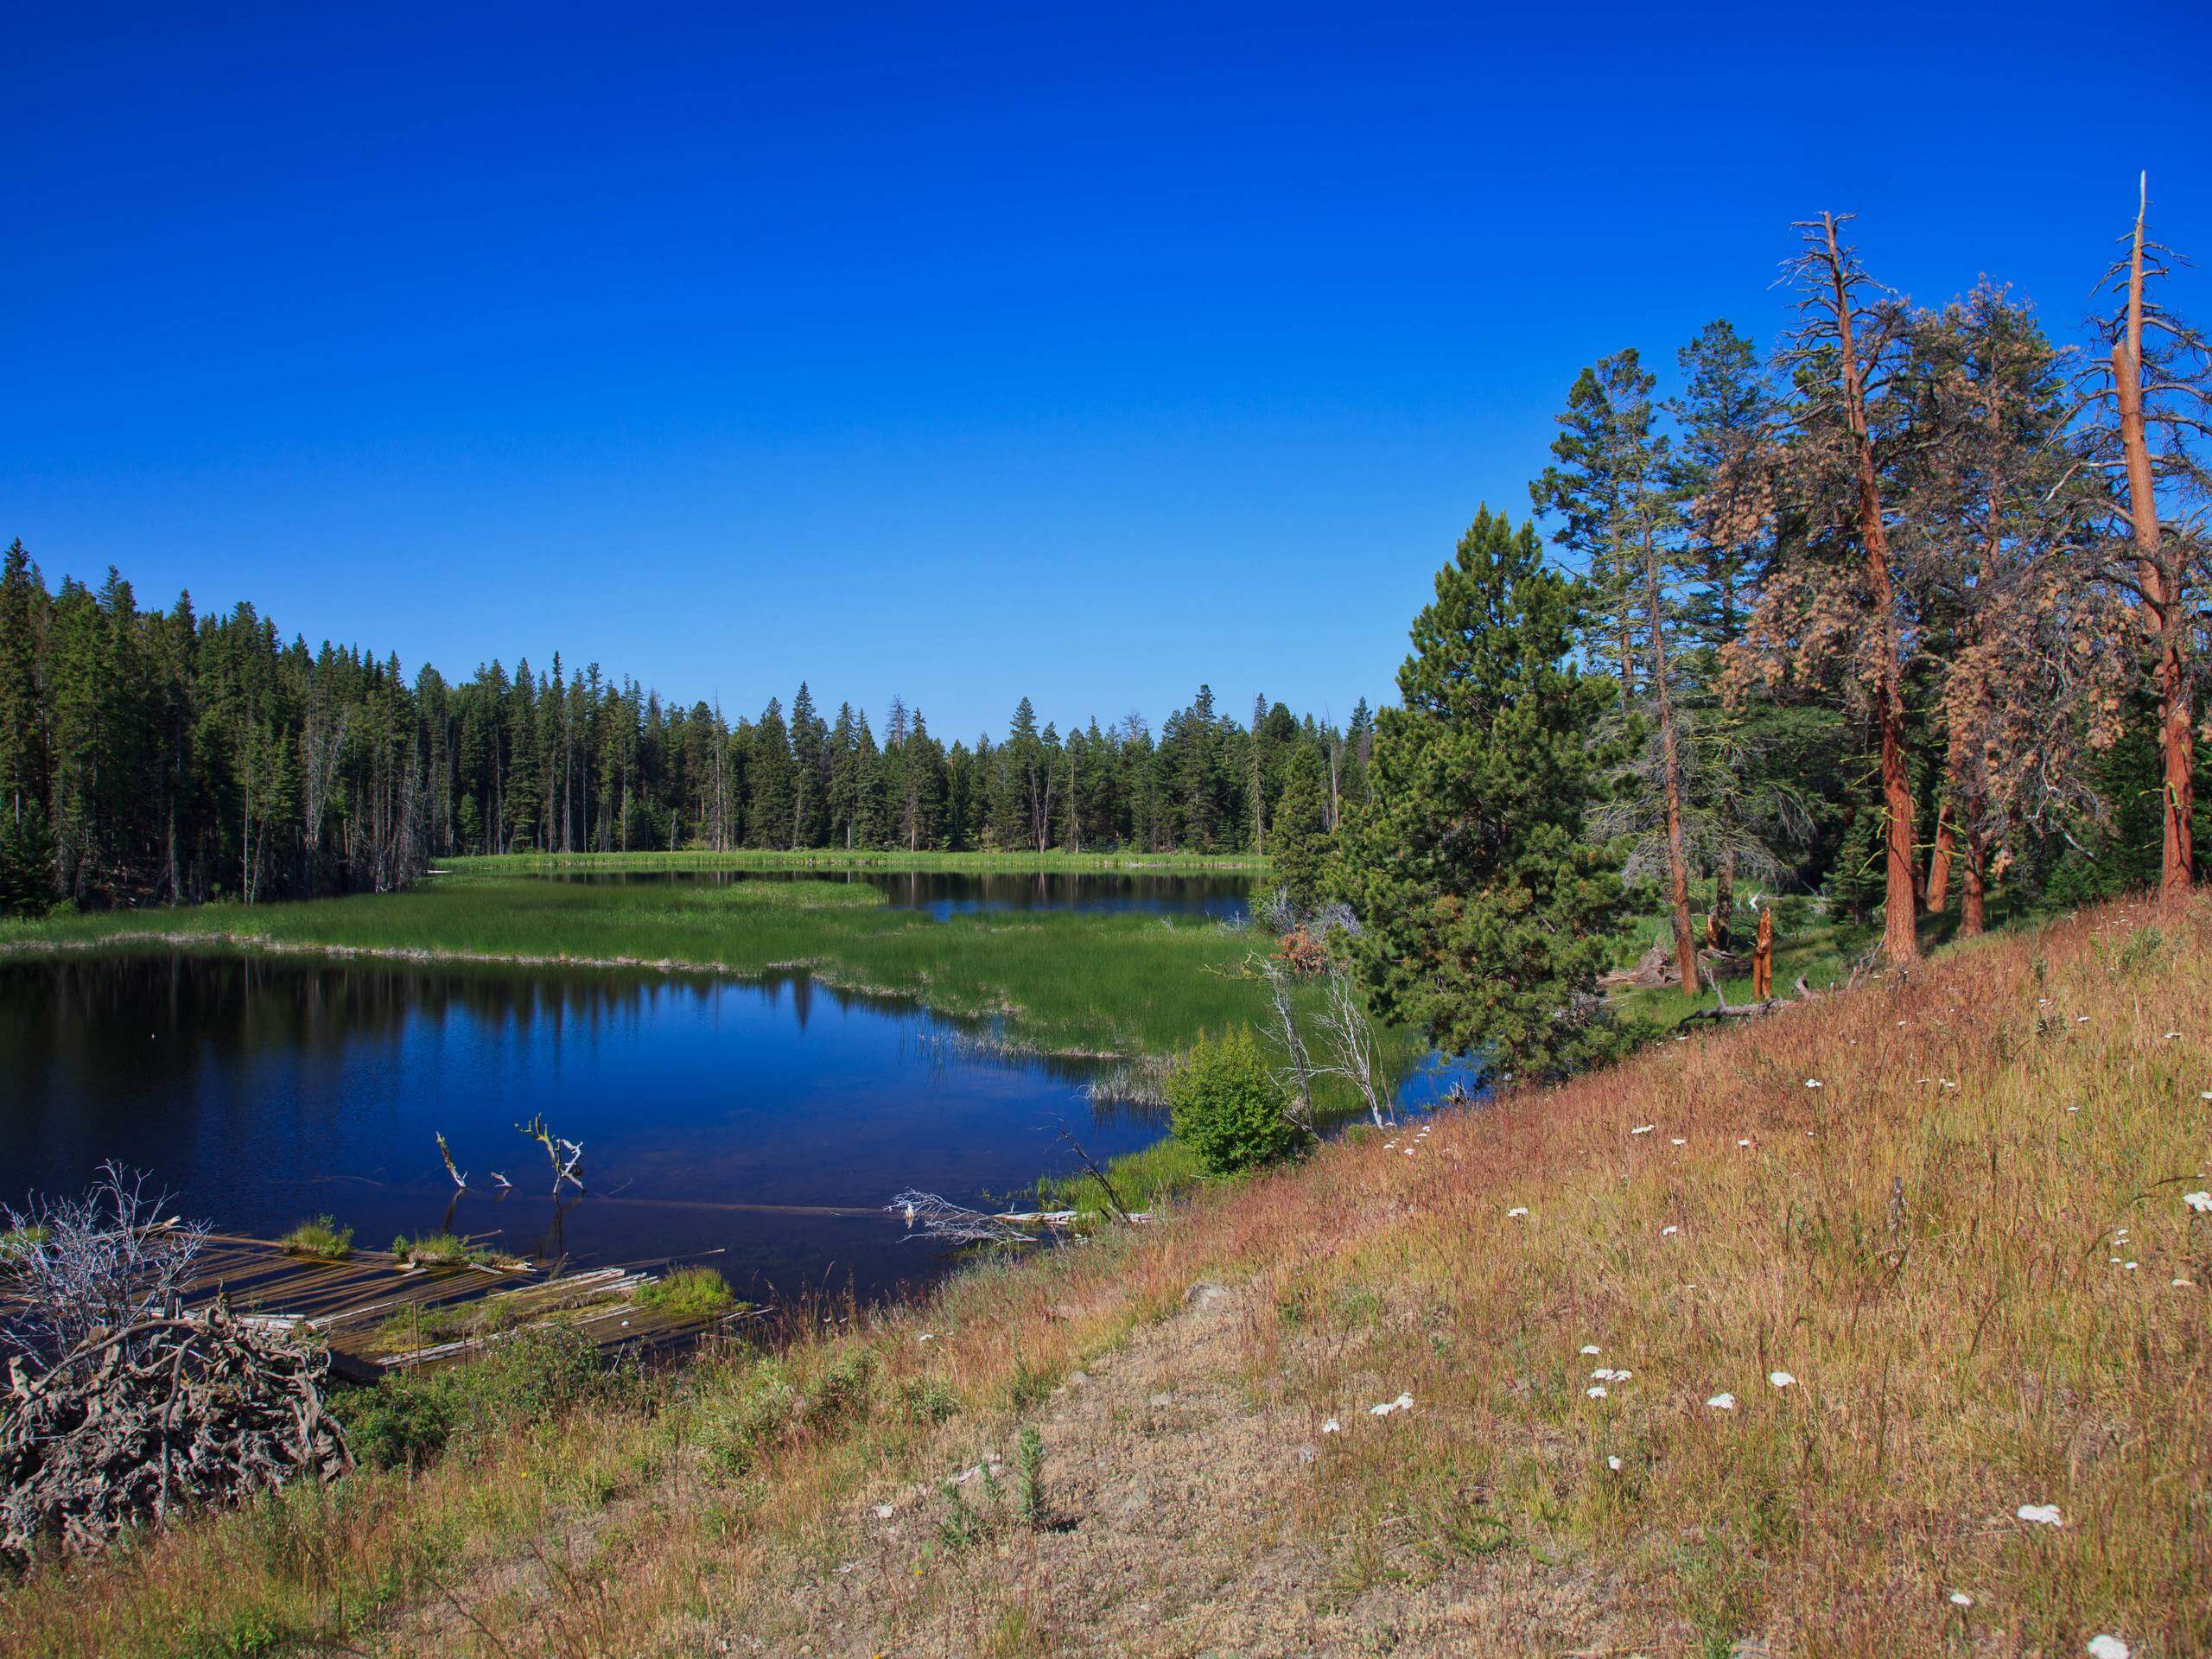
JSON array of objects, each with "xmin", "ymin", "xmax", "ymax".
[
  {"xmin": 1960, "ymin": 833, "xmax": 1987, "ymax": 938},
  {"xmin": 1820, "ymin": 215, "xmax": 1919, "ymax": 963},
  {"xmin": 2114, "ymin": 184, "xmax": 2196, "ymax": 907},
  {"xmin": 1925, "ymin": 804, "xmax": 1955, "ymax": 913}
]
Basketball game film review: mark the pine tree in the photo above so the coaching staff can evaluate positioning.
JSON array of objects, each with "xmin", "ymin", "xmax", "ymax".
[
  {"xmin": 746, "ymin": 698, "xmax": 794, "ymax": 849},
  {"xmin": 1338, "ymin": 507, "xmax": 1628, "ymax": 1079}
]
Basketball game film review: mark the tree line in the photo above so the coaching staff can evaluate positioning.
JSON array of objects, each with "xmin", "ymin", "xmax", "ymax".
[
  {"xmin": 1322, "ymin": 181, "xmax": 2209, "ymax": 1078},
  {"xmin": 0, "ymin": 548, "xmax": 1379, "ymax": 912}
]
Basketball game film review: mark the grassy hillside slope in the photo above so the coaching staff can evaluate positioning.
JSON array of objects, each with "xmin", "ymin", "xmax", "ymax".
[{"xmin": 4, "ymin": 896, "xmax": 2207, "ymax": 1656}]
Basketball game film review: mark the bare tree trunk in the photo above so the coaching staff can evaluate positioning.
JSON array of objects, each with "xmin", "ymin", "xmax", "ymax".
[
  {"xmin": 2113, "ymin": 182, "xmax": 2195, "ymax": 907},
  {"xmin": 1707, "ymin": 846, "xmax": 1734, "ymax": 952},
  {"xmin": 1640, "ymin": 524, "xmax": 1699, "ymax": 992},
  {"xmin": 1820, "ymin": 214, "xmax": 1918, "ymax": 963}
]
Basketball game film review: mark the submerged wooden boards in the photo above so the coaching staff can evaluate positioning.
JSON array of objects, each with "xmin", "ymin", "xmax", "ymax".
[{"xmin": 180, "ymin": 1233, "xmax": 734, "ymax": 1379}]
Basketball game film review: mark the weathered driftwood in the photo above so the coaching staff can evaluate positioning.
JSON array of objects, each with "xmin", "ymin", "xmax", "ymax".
[
  {"xmin": 1, "ymin": 1300, "xmax": 350, "ymax": 1567},
  {"xmin": 885, "ymin": 1191, "xmax": 1156, "ymax": 1247}
]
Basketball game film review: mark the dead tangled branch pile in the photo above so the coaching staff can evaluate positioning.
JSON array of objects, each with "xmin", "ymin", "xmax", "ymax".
[
  {"xmin": 0, "ymin": 1162, "xmax": 352, "ymax": 1565},
  {"xmin": 1, "ymin": 1300, "xmax": 351, "ymax": 1567}
]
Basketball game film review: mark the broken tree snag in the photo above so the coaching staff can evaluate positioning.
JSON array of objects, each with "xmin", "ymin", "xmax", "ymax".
[
  {"xmin": 2109, "ymin": 175, "xmax": 2197, "ymax": 907},
  {"xmin": 1751, "ymin": 904, "xmax": 1775, "ymax": 1001}
]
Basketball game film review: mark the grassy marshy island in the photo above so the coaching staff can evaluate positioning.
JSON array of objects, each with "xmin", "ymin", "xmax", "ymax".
[
  {"xmin": 0, "ymin": 862, "xmax": 1290, "ymax": 1061},
  {"xmin": 6, "ymin": 895, "xmax": 2205, "ymax": 1656}
]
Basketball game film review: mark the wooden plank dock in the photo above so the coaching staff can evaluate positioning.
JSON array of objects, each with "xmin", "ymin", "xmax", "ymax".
[{"xmin": 180, "ymin": 1233, "xmax": 740, "ymax": 1379}]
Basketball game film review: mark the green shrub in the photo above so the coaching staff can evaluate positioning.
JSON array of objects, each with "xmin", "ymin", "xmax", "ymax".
[
  {"xmin": 896, "ymin": 1375, "xmax": 959, "ymax": 1426},
  {"xmin": 1166, "ymin": 1027, "xmax": 1304, "ymax": 1176},
  {"xmin": 335, "ymin": 1324, "xmax": 609, "ymax": 1471},
  {"xmin": 278, "ymin": 1215, "xmax": 353, "ymax": 1261}
]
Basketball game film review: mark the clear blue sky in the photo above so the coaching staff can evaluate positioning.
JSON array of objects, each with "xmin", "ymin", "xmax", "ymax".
[{"xmin": 10, "ymin": 2, "xmax": 2209, "ymax": 740}]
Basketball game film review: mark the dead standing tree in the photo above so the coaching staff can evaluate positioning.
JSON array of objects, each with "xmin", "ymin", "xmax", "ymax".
[
  {"xmin": 1790, "ymin": 213, "xmax": 1920, "ymax": 965},
  {"xmin": 1733, "ymin": 216, "xmax": 1921, "ymax": 963},
  {"xmin": 2078, "ymin": 174, "xmax": 2212, "ymax": 908},
  {"xmin": 1898, "ymin": 283, "xmax": 2122, "ymax": 936}
]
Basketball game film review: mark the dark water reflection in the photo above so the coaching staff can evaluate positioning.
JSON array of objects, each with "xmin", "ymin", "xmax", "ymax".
[
  {"xmin": 0, "ymin": 953, "xmax": 1151, "ymax": 1303},
  {"xmin": 542, "ymin": 868, "xmax": 1253, "ymax": 922}
]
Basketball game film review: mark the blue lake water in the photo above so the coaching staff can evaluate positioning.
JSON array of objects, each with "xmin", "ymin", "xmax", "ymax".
[
  {"xmin": 0, "ymin": 874, "xmax": 1478, "ymax": 1303},
  {"xmin": 0, "ymin": 953, "xmax": 1145, "ymax": 1301}
]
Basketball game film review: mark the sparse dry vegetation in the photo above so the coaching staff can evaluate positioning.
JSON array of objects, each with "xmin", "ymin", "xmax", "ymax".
[{"xmin": 3, "ymin": 895, "xmax": 2208, "ymax": 1656}]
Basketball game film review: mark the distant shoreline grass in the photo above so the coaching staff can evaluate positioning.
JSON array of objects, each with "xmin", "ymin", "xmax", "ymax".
[{"xmin": 442, "ymin": 848, "xmax": 1270, "ymax": 875}]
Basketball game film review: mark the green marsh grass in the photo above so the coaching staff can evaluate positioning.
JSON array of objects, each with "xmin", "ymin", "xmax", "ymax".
[
  {"xmin": 276, "ymin": 1216, "xmax": 353, "ymax": 1261},
  {"xmin": 635, "ymin": 1266, "xmax": 738, "ymax": 1319},
  {"xmin": 1, "ymin": 871, "xmax": 1300, "ymax": 1058}
]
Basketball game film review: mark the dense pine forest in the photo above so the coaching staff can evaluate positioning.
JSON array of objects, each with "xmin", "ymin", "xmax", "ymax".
[
  {"xmin": 3, "ymin": 196, "xmax": 2207, "ymax": 944},
  {"xmin": 0, "ymin": 542, "xmax": 1376, "ymax": 911}
]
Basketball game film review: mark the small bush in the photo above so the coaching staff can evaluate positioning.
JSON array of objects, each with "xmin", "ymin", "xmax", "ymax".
[
  {"xmin": 1166, "ymin": 1027, "xmax": 1305, "ymax": 1176},
  {"xmin": 335, "ymin": 1324, "xmax": 610, "ymax": 1470},
  {"xmin": 693, "ymin": 1359, "xmax": 801, "ymax": 1477},
  {"xmin": 278, "ymin": 1216, "xmax": 353, "ymax": 1261},
  {"xmin": 635, "ymin": 1266, "xmax": 736, "ymax": 1319},
  {"xmin": 896, "ymin": 1375, "xmax": 959, "ymax": 1427}
]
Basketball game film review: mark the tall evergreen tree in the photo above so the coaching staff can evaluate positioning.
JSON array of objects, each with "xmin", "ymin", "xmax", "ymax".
[{"xmin": 1338, "ymin": 508, "xmax": 1628, "ymax": 1078}]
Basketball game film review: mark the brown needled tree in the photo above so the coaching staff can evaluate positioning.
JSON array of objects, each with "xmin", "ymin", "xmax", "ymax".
[{"xmin": 1777, "ymin": 213, "xmax": 1921, "ymax": 964}]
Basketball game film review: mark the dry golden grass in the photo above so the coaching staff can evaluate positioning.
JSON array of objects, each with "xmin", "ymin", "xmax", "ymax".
[{"xmin": 4, "ymin": 895, "xmax": 2208, "ymax": 1656}]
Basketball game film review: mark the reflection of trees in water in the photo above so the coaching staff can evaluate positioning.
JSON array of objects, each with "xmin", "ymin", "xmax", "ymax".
[{"xmin": 0, "ymin": 951, "xmax": 1114, "ymax": 1092}]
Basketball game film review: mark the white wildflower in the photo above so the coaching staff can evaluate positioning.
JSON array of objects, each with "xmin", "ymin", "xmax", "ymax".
[
  {"xmin": 1769, "ymin": 1370, "xmax": 1796, "ymax": 1389},
  {"xmin": 1321, "ymin": 1417, "xmax": 1340, "ymax": 1434},
  {"xmin": 1738, "ymin": 1138, "xmax": 1751, "ymax": 1147},
  {"xmin": 2015, "ymin": 1502, "xmax": 2063, "ymax": 1527},
  {"xmin": 1580, "ymin": 1344, "xmax": 1602, "ymax": 1356},
  {"xmin": 1670, "ymin": 1137, "xmax": 1686, "ymax": 1146},
  {"xmin": 1586, "ymin": 1385, "xmax": 1608, "ymax": 1399},
  {"xmin": 1506, "ymin": 1206, "xmax": 1529, "ymax": 1217},
  {"xmin": 2183, "ymin": 1191, "xmax": 2212, "ymax": 1213},
  {"xmin": 1606, "ymin": 1455, "xmax": 1623, "ymax": 1471},
  {"xmin": 1631, "ymin": 1124, "xmax": 1656, "ymax": 1135},
  {"xmin": 1591, "ymin": 1368, "xmax": 1617, "ymax": 1381},
  {"xmin": 1707, "ymin": 1392, "xmax": 1736, "ymax": 1410},
  {"xmin": 2087, "ymin": 1637, "xmax": 2130, "ymax": 1659},
  {"xmin": 1948, "ymin": 1592, "xmax": 1973, "ymax": 1608},
  {"xmin": 873, "ymin": 1503, "xmax": 894, "ymax": 1519},
  {"xmin": 1805, "ymin": 1078, "xmax": 1823, "ymax": 1089},
  {"xmin": 1662, "ymin": 1224, "xmax": 1679, "ymax": 1236}
]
